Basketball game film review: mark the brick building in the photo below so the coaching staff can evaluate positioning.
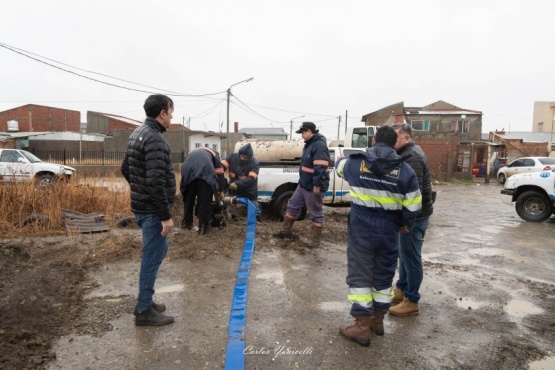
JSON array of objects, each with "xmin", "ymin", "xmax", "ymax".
[
  {"xmin": 86, "ymin": 111, "xmax": 142, "ymax": 135},
  {"xmin": 0, "ymin": 104, "xmax": 80, "ymax": 132},
  {"xmin": 361, "ymin": 100, "xmax": 484, "ymax": 178}
]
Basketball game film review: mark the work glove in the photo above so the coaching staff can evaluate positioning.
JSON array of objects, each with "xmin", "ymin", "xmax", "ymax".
[{"xmin": 229, "ymin": 182, "xmax": 238, "ymax": 191}]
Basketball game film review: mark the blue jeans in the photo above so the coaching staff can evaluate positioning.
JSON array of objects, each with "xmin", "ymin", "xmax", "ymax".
[
  {"xmin": 396, "ymin": 217, "xmax": 430, "ymax": 304},
  {"xmin": 135, "ymin": 213, "xmax": 169, "ymax": 312}
]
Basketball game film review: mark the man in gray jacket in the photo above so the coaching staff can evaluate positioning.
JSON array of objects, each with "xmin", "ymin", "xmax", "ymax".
[
  {"xmin": 388, "ymin": 122, "xmax": 434, "ymax": 319},
  {"xmin": 121, "ymin": 94, "xmax": 176, "ymax": 326}
]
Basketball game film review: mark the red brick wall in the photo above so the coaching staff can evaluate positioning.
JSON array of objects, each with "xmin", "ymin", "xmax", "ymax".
[
  {"xmin": 107, "ymin": 118, "xmax": 139, "ymax": 135},
  {"xmin": 413, "ymin": 132, "xmax": 460, "ymax": 177},
  {"xmin": 0, "ymin": 105, "xmax": 80, "ymax": 132}
]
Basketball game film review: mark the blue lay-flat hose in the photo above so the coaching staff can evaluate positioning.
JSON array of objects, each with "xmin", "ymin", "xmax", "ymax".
[{"xmin": 224, "ymin": 197, "xmax": 257, "ymax": 370}]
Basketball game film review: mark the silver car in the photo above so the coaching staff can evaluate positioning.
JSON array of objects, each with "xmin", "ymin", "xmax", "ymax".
[{"xmin": 497, "ymin": 156, "xmax": 555, "ymax": 184}]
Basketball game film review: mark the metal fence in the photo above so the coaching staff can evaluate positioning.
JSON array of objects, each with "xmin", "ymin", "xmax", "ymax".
[{"xmin": 31, "ymin": 149, "xmax": 186, "ymax": 166}]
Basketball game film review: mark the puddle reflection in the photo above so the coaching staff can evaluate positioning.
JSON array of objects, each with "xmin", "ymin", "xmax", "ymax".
[
  {"xmin": 529, "ymin": 355, "xmax": 555, "ymax": 370},
  {"xmin": 455, "ymin": 298, "xmax": 483, "ymax": 310},
  {"xmin": 505, "ymin": 299, "xmax": 543, "ymax": 318}
]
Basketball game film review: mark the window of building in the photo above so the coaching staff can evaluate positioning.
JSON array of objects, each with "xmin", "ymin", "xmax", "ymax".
[
  {"xmin": 212, "ymin": 144, "xmax": 218, "ymax": 151},
  {"xmin": 538, "ymin": 122, "xmax": 543, "ymax": 132},
  {"xmin": 463, "ymin": 120, "xmax": 469, "ymax": 133},
  {"xmin": 411, "ymin": 120, "xmax": 430, "ymax": 131},
  {"xmin": 450, "ymin": 120, "xmax": 469, "ymax": 133},
  {"xmin": 195, "ymin": 143, "xmax": 201, "ymax": 148},
  {"xmin": 205, "ymin": 144, "xmax": 209, "ymax": 147}
]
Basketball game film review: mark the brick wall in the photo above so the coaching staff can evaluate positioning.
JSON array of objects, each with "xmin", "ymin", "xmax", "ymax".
[
  {"xmin": 107, "ymin": 119, "xmax": 139, "ymax": 135},
  {"xmin": 0, "ymin": 105, "xmax": 80, "ymax": 132},
  {"xmin": 413, "ymin": 132, "xmax": 460, "ymax": 179}
]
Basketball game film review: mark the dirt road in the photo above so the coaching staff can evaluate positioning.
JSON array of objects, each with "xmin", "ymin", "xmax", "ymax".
[{"xmin": 1, "ymin": 180, "xmax": 554, "ymax": 369}]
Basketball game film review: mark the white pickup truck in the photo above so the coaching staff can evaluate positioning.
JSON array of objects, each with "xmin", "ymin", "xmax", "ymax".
[
  {"xmin": 236, "ymin": 124, "xmax": 379, "ymax": 218},
  {"xmin": 0, "ymin": 148, "xmax": 76, "ymax": 186},
  {"xmin": 257, "ymin": 147, "xmax": 364, "ymax": 219},
  {"xmin": 500, "ymin": 170, "xmax": 555, "ymax": 222}
]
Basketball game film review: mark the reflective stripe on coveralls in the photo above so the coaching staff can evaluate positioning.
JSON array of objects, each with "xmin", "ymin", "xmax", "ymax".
[
  {"xmin": 336, "ymin": 158, "xmax": 347, "ymax": 177},
  {"xmin": 372, "ymin": 286, "xmax": 394, "ymax": 304},
  {"xmin": 347, "ymin": 284, "xmax": 395, "ymax": 309},
  {"xmin": 349, "ymin": 186, "xmax": 422, "ymax": 212},
  {"xmin": 348, "ymin": 287, "xmax": 372, "ymax": 308}
]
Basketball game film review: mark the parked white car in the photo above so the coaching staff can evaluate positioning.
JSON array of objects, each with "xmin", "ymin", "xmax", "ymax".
[
  {"xmin": 0, "ymin": 148, "xmax": 76, "ymax": 186},
  {"xmin": 497, "ymin": 157, "xmax": 555, "ymax": 184}
]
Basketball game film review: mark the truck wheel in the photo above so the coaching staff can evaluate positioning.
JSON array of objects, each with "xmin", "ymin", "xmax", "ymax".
[
  {"xmin": 515, "ymin": 191, "xmax": 553, "ymax": 222},
  {"xmin": 36, "ymin": 173, "xmax": 55, "ymax": 186},
  {"xmin": 274, "ymin": 190, "xmax": 307, "ymax": 221},
  {"xmin": 498, "ymin": 173, "xmax": 506, "ymax": 184}
]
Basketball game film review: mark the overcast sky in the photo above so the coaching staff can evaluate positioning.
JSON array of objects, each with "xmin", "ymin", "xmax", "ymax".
[{"xmin": 1, "ymin": 0, "xmax": 554, "ymax": 140}]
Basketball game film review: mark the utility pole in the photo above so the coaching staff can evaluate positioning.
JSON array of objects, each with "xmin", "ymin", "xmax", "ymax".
[
  {"xmin": 289, "ymin": 115, "xmax": 305, "ymax": 141},
  {"xmin": 226, "ymin": 77, "xmax": 254, "ymax": 156},
  {"xmin": 226, "ymin": 88, "xmax": 231, "ymax": 155},
  {"xmin": 337, "ymin": 115, "xmax": 341, "ymax": 140},
  {"xmin": 345, "ymin": 110, "xmax": 348, "ymax": 135},
  {"xmin": 182, "ymin": 116, "xmax": 186, "ymax": 155}
]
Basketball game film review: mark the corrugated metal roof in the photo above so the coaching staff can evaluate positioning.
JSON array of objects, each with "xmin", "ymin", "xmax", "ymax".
[
  {"xmin": 101, "ymin": 114, "xmax": 142, "ymax": 125},
  {"xmin": 62, "ymin": 209, "xmax": 110, "ymax": 233},
  {"xmin": 0, "ymin": 131, "xmax": 52, "ymax": 138},
  {"xmin": 408, "ymin": 110, "xmax": 482, "ymax": 115},
  {"xmin": 493, "ymin": 131, "xmax": 553, "ymax": 142}
]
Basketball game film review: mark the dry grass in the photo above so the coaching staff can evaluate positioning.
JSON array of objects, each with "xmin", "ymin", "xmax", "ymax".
[{"xmin": 0, "ymin": 174, "xmax": 132, "ymax": 238}]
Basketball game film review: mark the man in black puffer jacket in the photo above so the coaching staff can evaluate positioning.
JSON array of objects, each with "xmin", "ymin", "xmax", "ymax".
[
  {"xmin": 388, "ymin": 122, "xmax": 434, "ymax": 318},
  {"xmin": 121, "ymin": 94, "xmax": 176, "ymax": 327}
]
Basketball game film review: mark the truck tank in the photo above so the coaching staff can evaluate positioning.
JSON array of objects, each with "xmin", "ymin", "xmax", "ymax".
[{"xmin": 234, "ymin": 139, "xmax": 305, "ymax": 161}]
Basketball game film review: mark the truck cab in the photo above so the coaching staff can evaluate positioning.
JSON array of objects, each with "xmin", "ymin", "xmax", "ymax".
[{"xmin": 345, "ymin": 125, "xmax": 377, "ymax": 148}]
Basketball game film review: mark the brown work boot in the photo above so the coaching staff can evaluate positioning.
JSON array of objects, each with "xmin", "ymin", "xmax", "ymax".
[
  {"xmin": 307, "ymin": 225, "xmax": 323, "ymax": 248},
  {"xmin": 339, "ymin": 315, "xmax": 371, "ymax": 347},
  {"xmin": 369, "ymin": 310, "xmax": 385, "ymax": 336},
  {"xmin": 392, "ymin": 286, "xmax": 405, "ymax": 304},
  {"xmin": 272, "ymin": 217, "xmax": 294, "ymax": 239},
  {"xmin": 388, "ymin": 297, "xmax": 419, "ymax": 316}
]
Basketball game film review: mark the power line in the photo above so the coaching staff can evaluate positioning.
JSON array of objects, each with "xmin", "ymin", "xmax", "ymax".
[
  {"xmin": 0, "ymin": 42, "xmax": 227, "ymax": 97},
  {"xmin": 232, "ymin": 95, "xmax": 288, "ymax": 124},
  {"xmin": 240, "ymin": 100, "xmax": 338, "ymax": 118},
  {"xmin": 0, "ymin": 41, "xmax": 360, "ymax": 122},
  {"xmin": 191, "ymin": 100, "xmax": 225, "ymax": 119}
]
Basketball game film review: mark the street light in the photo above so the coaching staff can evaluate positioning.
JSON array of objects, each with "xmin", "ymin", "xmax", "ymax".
[
  {"xmin": 289, "ymin": 115, "xmax": 305, "ymax": 141},
  {"xmin": 226, "ymin": 77, "xmax": 254, "ymax": 155}
]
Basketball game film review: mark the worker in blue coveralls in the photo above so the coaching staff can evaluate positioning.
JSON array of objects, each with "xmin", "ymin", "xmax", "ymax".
[
  {"xmin": 336, "ymin": 125, "xmax": 422, "ymax": 347},
  {"xmin": 221, "ymin": 142, "xmax": 262, "ymax": 222},
  {"xmin": 272, "ymin": 122, "xmax": 330, "ymax": 248}
]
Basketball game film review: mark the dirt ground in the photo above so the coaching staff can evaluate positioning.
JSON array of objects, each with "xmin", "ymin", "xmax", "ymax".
[
  {"xmin": 1, "ymin": 180, "xmax": 555, "ymax": 369},
  {"xmin": 0, "ymin": 199, "xmax": 347, "ymax": 370}
]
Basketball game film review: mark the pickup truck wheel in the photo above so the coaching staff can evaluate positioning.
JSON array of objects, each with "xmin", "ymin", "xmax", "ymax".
[
  {"xmin": 515, "ymin": 191, "xmax": 553, "ymax": 222},
  {"xmin": 36, "ymin": 173, "xmax": 55, "ymax": 186},
  {"xmin": 274, "ymin": 190, "xmax": 307, "ymax": 221},
  {"xmin": 498, "ymin": 173, "xmax": 506, "ymax": 184}
]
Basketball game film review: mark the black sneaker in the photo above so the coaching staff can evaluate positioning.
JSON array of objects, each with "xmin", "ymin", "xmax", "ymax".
[
  {"xmin": 256, "ymin": 215, "xmax": 262, "ymax": 223},
  {"xmin": 134, "ymin": 307, "xmax": 174, "ymax": 326}
]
